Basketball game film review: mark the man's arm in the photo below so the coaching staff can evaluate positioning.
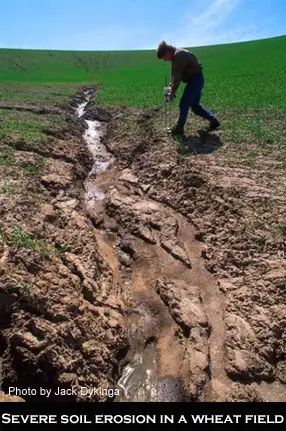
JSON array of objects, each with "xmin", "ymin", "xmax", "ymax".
[{"xmin": 170, "ymin": 55, "xmax": 184, "ymax": 96}]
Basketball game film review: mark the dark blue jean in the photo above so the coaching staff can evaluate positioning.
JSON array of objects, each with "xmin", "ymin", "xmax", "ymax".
[{"xmin": 178, "ymin": 71, "xmax": 215, "ymax": 127}]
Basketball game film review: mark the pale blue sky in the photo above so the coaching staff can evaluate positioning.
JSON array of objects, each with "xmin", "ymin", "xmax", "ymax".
[{"xmin": 2, "ymin": 0, "xmax": 285, "ymax": 50}]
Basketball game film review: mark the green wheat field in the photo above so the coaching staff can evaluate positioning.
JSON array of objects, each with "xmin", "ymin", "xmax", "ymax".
[{"xmin": 0, "ymin": 35, "xmax": 285, "ymax": 155}]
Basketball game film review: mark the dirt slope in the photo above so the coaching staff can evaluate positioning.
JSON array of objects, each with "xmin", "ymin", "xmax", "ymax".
[{"xmin": 0, "ymin": 89, "xmax": 285, "ymax": 402}]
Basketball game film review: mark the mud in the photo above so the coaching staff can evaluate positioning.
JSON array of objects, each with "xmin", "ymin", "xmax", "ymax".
[{"xmin": 0, "ymin": 87, "xmax": 285, "ymax": 402}]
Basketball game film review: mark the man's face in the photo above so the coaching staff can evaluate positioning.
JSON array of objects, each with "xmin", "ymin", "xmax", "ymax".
[{"xmin": 162, "ymin": 51, "xmax": 172, "ymax": 61}]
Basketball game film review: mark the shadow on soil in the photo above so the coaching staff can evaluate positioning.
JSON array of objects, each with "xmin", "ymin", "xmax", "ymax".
[{"xmin": 174, "ymin": 129, "xmax": 223, "ymax": 156}]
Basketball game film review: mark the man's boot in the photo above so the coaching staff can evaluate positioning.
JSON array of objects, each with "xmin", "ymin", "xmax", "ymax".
[
  {"xmin": 208, "ymin": 118, "xmax": 220, "ymax": 131},
  {"xmin": 171, "ymin": 124, "xmax": 185, "ymax": 136}
]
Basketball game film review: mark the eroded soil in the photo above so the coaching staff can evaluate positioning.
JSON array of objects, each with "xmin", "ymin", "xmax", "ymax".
[{"xmin": 0, "ymin": 87, "xmax": 285, "ymax": 402}]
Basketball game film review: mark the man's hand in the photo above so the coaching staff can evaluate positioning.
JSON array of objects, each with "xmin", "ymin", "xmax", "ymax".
[{"xmin": 168, "ymin": 92, "xmax": 175, "ymax": 103}]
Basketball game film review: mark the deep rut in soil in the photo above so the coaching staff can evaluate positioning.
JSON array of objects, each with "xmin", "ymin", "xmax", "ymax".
[
  {"xmin": 1, "ymin": 87, "xmax": 284, "ymax": 403},
  {"xmin": 77, "ymin": 91, "xmax": 232, "ymax": 402},
  {"xmin": 1, "ymin": 88, "xmax": 284, "ymax": 403}
]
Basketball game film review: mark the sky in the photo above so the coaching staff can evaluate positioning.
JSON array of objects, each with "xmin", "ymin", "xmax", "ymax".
[{"xmin": 1, "ymin": 0, "xmax": 285, "ymax": 51}]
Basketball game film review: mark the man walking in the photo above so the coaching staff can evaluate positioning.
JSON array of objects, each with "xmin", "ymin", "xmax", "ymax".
[{"xmin": 157, "ymin": 41, "xmax": 220, "ymax": 136}]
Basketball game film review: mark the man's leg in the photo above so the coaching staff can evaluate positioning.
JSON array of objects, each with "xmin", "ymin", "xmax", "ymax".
[
  {"xmin": 178, "ymin": 81, "xmax": 199, "ymax": 127},
  {"xmin": 191, "ymin": 97, "xmax": 220, "ymax": 130},
  {"xmin": 191, "ymin": 93, "xmax": 215, "ymax": 120},
  {"xmin": 171, "ymin": 82, "xmax": 197, "ymax": 135},
  {"xmin": 191, "ymin": 73, "xmax": 220, "ymax": 130}
]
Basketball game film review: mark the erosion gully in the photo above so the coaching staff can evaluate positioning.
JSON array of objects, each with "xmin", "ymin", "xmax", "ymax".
[{"xmin": 76, "ymin": 90, "xmax": 228, "ymax": 402}]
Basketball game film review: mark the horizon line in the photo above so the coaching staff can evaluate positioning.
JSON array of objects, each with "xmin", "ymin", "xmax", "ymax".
[{"xmin": 0, "ymin": 34, "xmax": 285, "ymax": 53}]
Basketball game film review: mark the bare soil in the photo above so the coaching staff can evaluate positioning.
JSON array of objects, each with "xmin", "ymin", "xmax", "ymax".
[{"xmin": 0, "ymin": 87, "xmax": 285, "ymax": 402}]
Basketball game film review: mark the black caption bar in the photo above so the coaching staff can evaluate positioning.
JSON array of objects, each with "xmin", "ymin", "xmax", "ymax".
[{"xmin": 0, "ymin": 403, "xmax": 285, "ymax": 426}]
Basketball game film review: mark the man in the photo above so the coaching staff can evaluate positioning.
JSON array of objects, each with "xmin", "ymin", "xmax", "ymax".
[{"xmin": 157, "ymin": 40, "xmax": 220, "ymax": 136}]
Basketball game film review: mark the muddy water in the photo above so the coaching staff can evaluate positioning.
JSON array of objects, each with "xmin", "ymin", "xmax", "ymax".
[
  {"xmin": 77, "ymin": 99, "xmax": 89, "ymax": 118},
  {"xmin": 115, "ymin": 341, "xmax": 158, "ymax": 402},
  {"xmin": 77, "ymin": 92, "xmax": 110, "ymax": 213},
  {"xmin": 83, "ymin": 120, "xmax": 109, "ymax": 176},
  {"xmin": 76, "ymin": 92, "xmax": 160, "ymax": 402}
]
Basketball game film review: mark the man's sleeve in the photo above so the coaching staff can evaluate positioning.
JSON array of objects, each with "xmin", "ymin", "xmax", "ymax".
[{"xmin": 170, "ymin": 55, "xmax": 184, "ymax": 96}]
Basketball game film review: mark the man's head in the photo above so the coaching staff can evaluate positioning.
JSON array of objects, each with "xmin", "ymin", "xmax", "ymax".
[{"xmin": 157, "ymin": 40, "xmax": 173, "ymax": 61}]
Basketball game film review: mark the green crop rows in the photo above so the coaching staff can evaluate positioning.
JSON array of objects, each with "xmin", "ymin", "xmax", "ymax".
[
  {"xmin": 0, "ymin": 35, "xmax": 285, "ymax": 110},
  {"xmin": 0, "ymin": 35, "xmax": 285, "ymax": 158}
]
